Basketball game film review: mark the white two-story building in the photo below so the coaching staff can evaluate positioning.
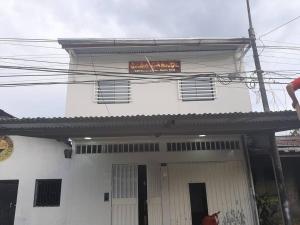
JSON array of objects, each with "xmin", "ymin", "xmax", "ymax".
[{"xmin": 0, "ymin": 38, "xmax": 266, "ymax": 225}]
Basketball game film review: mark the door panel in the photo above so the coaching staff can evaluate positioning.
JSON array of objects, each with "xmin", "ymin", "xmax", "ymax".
[
  {"xmin": 147, "ymin": 165, "xmax": 162, "ymax": 225},
  {"xmin": 111, "ymin": 165, "xmax": 138, "ymax": 225},
  {"xmin": 0, "ymin": 180, "xmax": 18, "ymax": 225}
]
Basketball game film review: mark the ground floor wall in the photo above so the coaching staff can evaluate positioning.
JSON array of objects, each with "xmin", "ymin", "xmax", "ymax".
[{"xmin": 0, "ymin": 135, "xmax": 257, "ymax": 225}]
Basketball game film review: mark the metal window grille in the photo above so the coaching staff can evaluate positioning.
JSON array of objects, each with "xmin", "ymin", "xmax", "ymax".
[
  {"xmin": 166, "ymin": 140, "xmax": 240, "ymax": 152},
  {"xmin": 76, "ymin": 143, "xmax": 160, "ymax": 154},
  {"xmin": 34, "ymin": 179, "xmax": 62, "ymax": 207},
  {"xmin": 112, "ymin": 165, "xmax": 138, "ymax": 198},
  {"xmin": 179, "ymin": 77, "xmax": 215, "ymax": 101},
  {"xmin": 95, "ymin": 80, "xmax": 130, "ymax": 104}
]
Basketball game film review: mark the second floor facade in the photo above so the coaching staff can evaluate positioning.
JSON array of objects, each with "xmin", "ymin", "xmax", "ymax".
[{"xmin": 59, "ymin": 38, "xmax": 252, "ymax": 117}]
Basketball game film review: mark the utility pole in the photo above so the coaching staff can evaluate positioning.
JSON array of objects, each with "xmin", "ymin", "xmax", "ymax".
[
  {"xmin": 245, "ymin": 4, "xmax": 292, "ymax": 225},
  {"xmin": 246, "ymin": 0, "xmax": 270, "ymax": 112}
]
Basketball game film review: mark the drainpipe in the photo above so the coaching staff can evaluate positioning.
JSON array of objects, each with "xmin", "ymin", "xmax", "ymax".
[{"xmin": 241, "ymin": 135, "xmax": 260, "ymax": 225}]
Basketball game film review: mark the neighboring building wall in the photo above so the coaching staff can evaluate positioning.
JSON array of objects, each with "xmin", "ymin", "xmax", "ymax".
[
  {"xmin": 250, "ymin": 155, "xmax": 300, "ymax": 225},
  {"xmin": 65, "ymin": 51, "xmax": 251, "ymax": 117},
  {"xmin": 0, "ymin": 135, "xmax": 256, "ymax": 225},
  {"xmin": 282, "ymin": 157, "xmax": 300, "ymax": 225},
  {"xmin": 0, "ymin": 136, "xmax": 69, "ymax": 225}
]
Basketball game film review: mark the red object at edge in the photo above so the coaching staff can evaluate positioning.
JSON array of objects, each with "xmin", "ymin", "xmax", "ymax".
[
  {"xmin": 202, "ymin": 211, "xmax": 220, "ymax": 225},
  {"xmin": 291, "ymin": 77, "xmax": 300, "ymax": 91}
]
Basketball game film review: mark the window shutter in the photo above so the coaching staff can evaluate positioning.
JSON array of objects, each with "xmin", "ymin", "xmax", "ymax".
[
  {"xmin": 95, "ymin": 80, "xmax": 130, "ymax": 104},
  {"xmin": 179, "ymin": 77, "xmax": 215, "ymax": 101}
]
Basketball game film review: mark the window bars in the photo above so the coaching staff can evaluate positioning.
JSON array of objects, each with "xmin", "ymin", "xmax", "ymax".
[
  {"xmin": 179, "ymin": 77, "xmax": 216, "ymax": 101},
  {"xmin": 95, "ymin": 80, "xmax": 130, "ymax": 104}
]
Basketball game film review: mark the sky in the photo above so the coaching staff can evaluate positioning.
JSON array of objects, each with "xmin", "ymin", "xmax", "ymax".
[{"xmin": 0, "ymin": 0, "xmax": 300, "ymax": 117}]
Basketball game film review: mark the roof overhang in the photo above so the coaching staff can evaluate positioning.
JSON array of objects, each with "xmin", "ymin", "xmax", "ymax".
[
  {"xmin": 58, "ymin": 38, "xmax": 250, "ymax": 55},
  {"xmin": 0, "ymin": 111, "xmax": 299, "ymax": 139}
]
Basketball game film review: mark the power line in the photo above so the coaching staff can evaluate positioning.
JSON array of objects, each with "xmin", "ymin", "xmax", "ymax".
[
  {"xmin": 259, "ymin": 15, "xmax": 300, "ymax": 38},
  {"xmin": 261, "ymin": 39, "xmax": 300, "ymax": 46},
  {"xmin": 0, "ymin": 42, "xmax": 61, "ymax": 49},
  {"xmin": 0, "ymin": 73, "xmax": 293, "ymax": 87}
]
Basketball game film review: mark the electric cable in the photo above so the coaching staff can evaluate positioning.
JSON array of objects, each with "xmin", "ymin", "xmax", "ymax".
[{"xmin": 259, "ymin": 15, "xmax": 300, "ymax": 38}]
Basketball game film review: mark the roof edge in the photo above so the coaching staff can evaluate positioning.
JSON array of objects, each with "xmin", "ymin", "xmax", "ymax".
[{"xmin": 58, "ymin": 37, "xmax": 250, "ymax": 50}]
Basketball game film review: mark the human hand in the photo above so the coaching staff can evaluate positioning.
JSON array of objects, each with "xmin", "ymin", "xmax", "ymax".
[{"xmin": 292, "ymin": 101, "xmax": 299, "ymax": 109}]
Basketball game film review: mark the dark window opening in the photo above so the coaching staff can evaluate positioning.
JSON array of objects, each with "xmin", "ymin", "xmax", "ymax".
[
  {"xmin": 139, "ymin": 144, "xmax": 144, "ymax": 152},
  {"xmin": 34, "ymin": 179, "xmax": 62, "ymax": 207},
  {"xmin": 134, "ymin": 144, "xmax": 139, "ymax": 152},
  {"xmin": 174, "ymin": 143, "xmax": 179, "ymax": 151},
  {"xmin": 154, "ymin": 143, "xmax": 159, "ymax": 152},
  {"xmin": 129, "ymin": 144, "xmax": 134, "ymax": 152},
  {"xmin": 171, "ymin": 143, "xmax": 176, "ymax": 151},
  {"xmin": 186, "ymin": 142, "xmax": 191, "ymax": 151},
  {"xmin": 108, "ymin": 144, "xmax": 113, "ymax": 153},
  {"xmin": 206, "ymin": 142, "xmax": 211, "ymax": 150},
  {"xmin": 76, "ymin": 145, "xmax": 81, "ymax": 154},
  {"xmin": 225, "ymin": 141, "xmax": 230, "ymax": 149},
  {"xmin": 189, "ymin": 183, "xmax": 208, "ymax": 225},
  {"xmin": 138, "ymin": 165, "xmax": 148, "ymax": 225},
  {"xmin": 150, "ymin": 144, "xmax": 154, "ymax": 152},
  {"xmin": 113, "ymin": 144, "xmax": 118, "ymax": 153},
  {"xmin": 92, "ymin": 145, "xmax": 97, "ymax": 153},
  {"xmin": 124, "ymin": 144, "xmax": 128, "ymax": 152},
  {"xmin": 182, "ymin": 142, "xmax": 187, "ymax": 151},
  {"xmin": 81, "ymin": 145, "xmax": 86, "ymax": 154},
  {"xmin": 211, "ymin": 142, "xmax": 216, "ymax": 150},
  {"xmin": 196, "ymin": 142, "xmax": 201, "ymax": 150},
  {"xmin": 192, "ymin": 142, "xmax": 196, "ymax": 150},
  {"xmin": 230, "ymin": 141, "xmax": 235, "ymax": 150},
  {"xmin": 87, "ymin": 145, "xmax": 91, "ymax": 154}
]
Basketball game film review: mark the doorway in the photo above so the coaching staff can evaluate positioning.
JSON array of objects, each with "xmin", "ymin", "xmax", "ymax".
[
  {"xmin": 0, "ymin": 180, "xmax": 19, "ymax": 225},
  {"xmin": 138, "ymin": 165, "xmax": 148, "ymax": 225},
  {"xmin": 111, "ymin": 165, "xmax": 149, "ymax": 225},
  {"xmin": 189, "ymin": 183, "xmax": 208, "ymax": 225}
]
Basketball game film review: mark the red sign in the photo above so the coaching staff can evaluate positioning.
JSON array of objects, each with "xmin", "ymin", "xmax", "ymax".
[{"xmin": 129, "ymin": 61, "xmax": 181, "ymax": 73}]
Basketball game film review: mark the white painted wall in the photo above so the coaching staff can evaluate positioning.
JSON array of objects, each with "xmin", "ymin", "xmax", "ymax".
[
  {"xmin": 0, "ymin": 135, "xmax": 256, "ymax": 225},
  {"xmin": 65, "ymin": 51, "xmax": 251, "ymax": 117},
  {"xmin": 0, "ymin": 136, "xmax": 70, "ymax": 225},
  {"xmin": 168, "ymin": 162, "xmax": 254, "ymax": 225}
]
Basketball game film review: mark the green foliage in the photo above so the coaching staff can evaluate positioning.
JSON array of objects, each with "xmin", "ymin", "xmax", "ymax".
[{"xmin": 256, "ymin": 193, "xmax": 281, "ymax": 225}]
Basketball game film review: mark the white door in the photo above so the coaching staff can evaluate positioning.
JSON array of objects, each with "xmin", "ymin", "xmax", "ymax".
[
  {"xmin": 147, "ymin": 164, "xmax": 163, "ymax": 225},
  {"xmin": 111, "ymin": 164, "xmax": 138, "ymax": 225}
]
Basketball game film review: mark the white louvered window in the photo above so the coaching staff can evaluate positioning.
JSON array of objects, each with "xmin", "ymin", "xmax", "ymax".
[
  {"xmin": 166, "ymin": 140, "xmax": 241, "ymax": 152},
  {"xmin": 95, "ymin": 80, "xmax": 130, "ymax": 104},
  {"xmin": 76, "ymin": 143, "xmax": 160, "ymax": 154},
  {"xmin": 179, "ymin": 77, "xmax": 215, "ymax": 101}
]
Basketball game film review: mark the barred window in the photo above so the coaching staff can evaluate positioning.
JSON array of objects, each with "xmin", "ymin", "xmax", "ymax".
[
  {"xmin": 179, "ymin": 77, "xmax": 215, "ymax": 101},
  {"xmin": 34, "ymin": 179, "xmax": 62, "ymax": 207},
  {"xmin": 95, "ymin": 80, "xmax": 130, "ymax": 104}
]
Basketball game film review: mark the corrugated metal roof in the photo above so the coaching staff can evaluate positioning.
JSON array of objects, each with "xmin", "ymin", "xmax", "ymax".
[
  {"xmin": 0, "ymin": 111, "xmax": 298, "ymax": 138},
  {"xmin": 0, "ymin": 109, "xmax": 14, "ymax": 119}
]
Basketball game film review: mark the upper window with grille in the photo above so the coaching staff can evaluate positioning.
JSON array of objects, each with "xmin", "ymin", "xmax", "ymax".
[
  {"xmin": 95, "ymin": 80, "xmax": 130, "ymax": 104},
  {"xmin": 179, "ymin": 77, "xmax": 216, "ymax": 101}
]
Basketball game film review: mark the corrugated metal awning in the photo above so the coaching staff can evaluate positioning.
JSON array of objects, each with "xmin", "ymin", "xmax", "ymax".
[{"xmin": 0, "ymin": 111, "xmax": 299, "ymax": 139}]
